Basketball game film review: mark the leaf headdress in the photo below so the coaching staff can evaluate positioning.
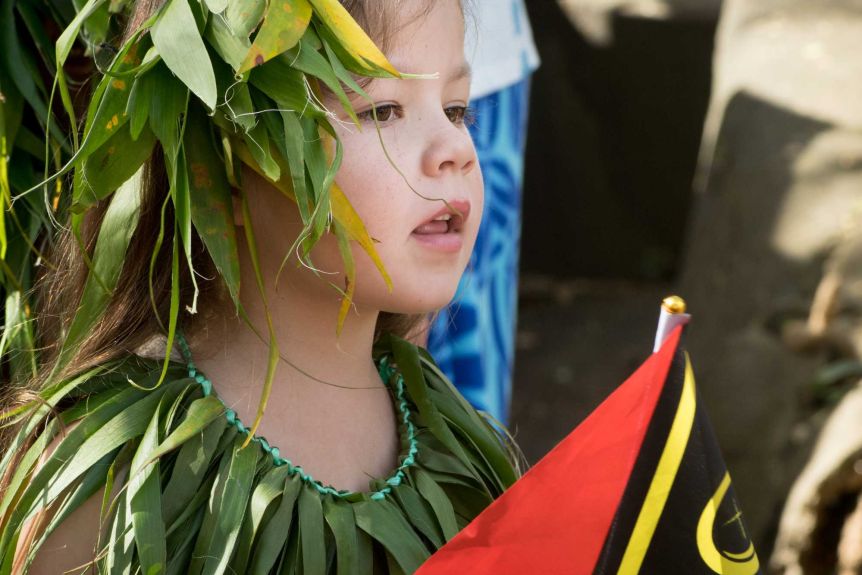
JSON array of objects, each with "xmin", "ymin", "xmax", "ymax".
[{"xmin": 0, "ymin": 0, "xmax": 403, "ymax": 434}]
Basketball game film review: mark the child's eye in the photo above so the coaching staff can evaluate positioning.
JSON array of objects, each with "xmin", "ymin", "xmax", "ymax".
[
  {"xmin": 356, "ymin": 104, "xmax": 401, "ymax": 123},
  {"xmin": 444, "ymin": 105, "xmax": 476, "ymax": 127}
]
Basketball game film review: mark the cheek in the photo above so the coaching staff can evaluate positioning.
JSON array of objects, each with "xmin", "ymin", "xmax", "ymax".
[{"xmin": 335, "ymin": 149, "xmax": 405, "ymax": 243}]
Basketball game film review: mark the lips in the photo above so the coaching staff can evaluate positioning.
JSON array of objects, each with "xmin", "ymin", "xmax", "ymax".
[
  {"xmin": 411, "ymin": 200, "xmax": 471, "ymax": 235},
  {"xmin": 410, "ymin": 200, "xmax": 471, "ymax": 254}
]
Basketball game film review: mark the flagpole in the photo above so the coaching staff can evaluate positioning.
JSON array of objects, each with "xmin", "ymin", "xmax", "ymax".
[{"xmin": 653, "ymin": 295, "xmax": 691, "ymax": 353}]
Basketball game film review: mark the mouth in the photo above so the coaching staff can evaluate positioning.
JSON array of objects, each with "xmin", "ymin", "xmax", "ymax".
[
  {"xmin": 410, "ymin": 200, "xmax": 471, "ymax": 253},
  {"xmin": 412, "ymin": 200, "xmax": 470, "ymax": 234}
]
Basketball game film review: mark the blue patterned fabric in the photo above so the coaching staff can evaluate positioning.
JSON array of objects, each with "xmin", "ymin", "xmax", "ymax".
[{"xmin": 427, "ymin": 79, "xmax": 531, "ymax": 424}]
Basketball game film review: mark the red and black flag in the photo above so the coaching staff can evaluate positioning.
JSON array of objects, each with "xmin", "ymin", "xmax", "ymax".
[{"xmin": 416, "ymin": 311, "xmax": 760, "ymax": 574}]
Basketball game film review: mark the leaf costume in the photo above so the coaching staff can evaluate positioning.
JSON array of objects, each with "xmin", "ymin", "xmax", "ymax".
[{"xmin": 0, "ymin": 334, "xmax": 518, "ymax": 573}]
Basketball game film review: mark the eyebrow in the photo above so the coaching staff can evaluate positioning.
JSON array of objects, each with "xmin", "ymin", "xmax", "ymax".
[{"xmin": 448, "ymin": 62, "xmax": 472, "ymax": 83}]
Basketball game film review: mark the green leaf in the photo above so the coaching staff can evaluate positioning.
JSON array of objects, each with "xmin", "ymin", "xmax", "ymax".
[
  {"xmin": 184, "ymin": 107, "xmax": 241, "ymax": 304},
  {"xmin": 278, "ymin": 110, "xmax": 309, "ymax": 220},
  {"xmin": 72, "ymin": 44, "xmax": 139, "ymax": 159},
  {"xmin": 390, "ymin": 337, "xmax": 474, "ymax": 472},
  {"xmin": 14, "ymin": 2, "xmax": 58, "ymax": 78},
  {"xmin": 205, "ymin": 11, "xmax": 250, "ymax": 72},
  {"xmin": 79, "ymin": 0, "xmax": 111, "ymax": 48},
  {"xmin": 148, "ymin": 395, "xmax": 225, "ymax": 464},
  {"xmin": 415, "ymin": 447, "xmax": 475, "ymax": 481},
  {"xmin": 0, "ymin": 77, "xmax": 24, "ymax": 153},
  {"xmin": 0, "ymin": 419, "xmax": 59, "ymax": 529},
  {"xmin": 0, "ymin": 110, "xmax": 9, "ymax": 261},
  {"xmin": 298, "ymin": 484, "xmax": 325, "ymax": 575},
  {"xmin": 126, "ymin": 71, "xmax": 156, "ymax": 140},
  {"xmin": 302, "ymin": 117, "xmax": 327, "ymax": 204},
  {"xmin": 105, "ymin": 489, "xmax": 135, "ymax": 573},
  {"xmin": 392, "ymin": 483, "xmax": 443, "ymax": 548},
  {"xmin": 425, "ymin": 383, "xmax": 516, "ymax": 489},
  {"xmin": 54, "ymin": 0, "xmax": 112, "ymax": 149},
  {"xmin": 231, "ymin": 465, "xmax": 292, "ymax": 571},
  {"xmin": 203, "ymin": 0, "xmax": 227, "ymax": 15},
  {"xmin": 354, "ymin": 499, "xmax": 429, "ymax": 574},
  {"xmin": 197, "ymin": 436, "xmax": 259, "ymax": 575},
  {"xmin": 386, "ymin": 553, "xmax": 407, "ymax": 575},
  {"xmin": 129, "ymin": 401, "xmax": 168, "ymax": 575},
  {"xmin": 77, "ymin": 123, "xmax": 156, "ymax": 208},
  {"xmin": 248, "ymin": 54, "xmax": 311, "ymax": 114},
  {"xmin": 414, "ymin": 469, "xmax": 458, "ymax": 541},
  {"xmin": 243, "ymin": 109, "xmax": 280, "ymax": 181},
  {"xmin": 322, "ymin": 499, "xmax": 358, "ymax": 575},
  {"xmin": 249, "ymin": 473, "xmax": 302, "ymax": 574},
  {"xmin": 153, "ymin": 234, "xmax": 181, "ymax": 393},
  {"xmin": 3, "ymin": 0, "xmax": 60, "ymax": 124},
  {"xmin": 58, "ymin": 167, "xmax": 144, "ymax": 363},
  {"xmin": 151, "ymin": 0, "xmax": 217, "ymax": 110},
  {"xmin": 322, "ymin": 34, "xmax": 372, "ymax": 103},
  {"xmin": 355, "ymin": 528, "xmax": 373, "ymax": 574},
  {"xmin": 147, "ymin": 62, "xmax": 190, "ymax": 172},
  {"xmin": 239, "ymin": 0, "xmax": 312, "ymax": 73},
  {"xmin": 285, "ymin": 34, "xmax": 358, "ymax": 125},
  {"xmin": 172, "ymin": 146, "xmax": 199, "ymax": 315},
  {"xmin": 224, "ymin": 81, "xmax": 257, "ymax": 133},
  {"xmin": 0, "ymin": 379, "xmax": 188, "ymax": 560},
  {"xmin": 225, "ymin": 0, "xmax": 265, "ymax": 38},
  {"xmin": 162, "ymin": 416, "xmax": 227, "ymax": 528},
  {"xmin": 0, "ymin": 365, "xmax": 108, "ymax": 485},
  {"xmin": 166, "ymin": 504, "xmax": 207, "ymax": 574}
]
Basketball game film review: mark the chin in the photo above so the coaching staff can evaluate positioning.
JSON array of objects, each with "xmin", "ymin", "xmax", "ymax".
[{"xmin": 376, "ymin": 284, "xmax": 460, "ymax": 315}]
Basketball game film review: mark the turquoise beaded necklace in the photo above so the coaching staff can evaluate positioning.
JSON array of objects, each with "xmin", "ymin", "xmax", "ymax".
[{"xmin": 175, "ymin": 334, "xmax": 420, "ymax": 501}]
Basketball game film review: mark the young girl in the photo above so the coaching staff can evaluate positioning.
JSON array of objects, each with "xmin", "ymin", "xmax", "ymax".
[{"xmin": 1, "ymin": 0, "xmax": 519, "ymax": 573}]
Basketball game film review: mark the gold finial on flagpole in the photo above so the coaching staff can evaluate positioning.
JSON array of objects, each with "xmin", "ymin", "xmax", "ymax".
[{"xmin": 661, "ymin": 295, "xmax": 687, "ymax": 315}]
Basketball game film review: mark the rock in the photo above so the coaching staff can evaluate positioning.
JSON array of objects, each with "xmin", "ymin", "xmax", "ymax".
[
  {"xmin": 681, "ymin": 0, "xmax": 862, "ymax": 563},
  {"xmin": 770, "ymin": 383, "xmax": 862, "ymax": 574},
  {"xmin": 698, "ymin": 0, "xmax": 862, "ymax": 186},
  {"xmin": 837, "ymin": 493, "xmax": 862, "ymax": 575}
]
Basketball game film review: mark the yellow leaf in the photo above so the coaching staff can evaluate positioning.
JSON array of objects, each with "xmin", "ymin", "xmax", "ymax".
[
  {"xmin": 0, "ymin": 136, "xmax": 8, "ymax": 259},
  {"xmin": 330, "ymin": 181, "xmax": 392, "ymax": 291},
  {"xmin": 238, "ymin": 0, "xmax": 312, "ymax": 74},
  {"xmin": 308, "ymin": 0, "xmax": 399, "ymax": 76},
  {"xmin": 333, "ymin": 223, "xmax": 356, "ymax": 335}
]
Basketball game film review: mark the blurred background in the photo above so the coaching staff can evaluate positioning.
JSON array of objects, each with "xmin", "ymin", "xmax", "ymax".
[{"xmin": 509, "ymin": 0, "xmax": 862, "ymax": 572}]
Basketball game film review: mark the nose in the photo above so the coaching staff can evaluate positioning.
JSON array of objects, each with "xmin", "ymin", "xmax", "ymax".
[{"xmin": 421, "ymin": 122, "xmax": 478, "ymax": 178}]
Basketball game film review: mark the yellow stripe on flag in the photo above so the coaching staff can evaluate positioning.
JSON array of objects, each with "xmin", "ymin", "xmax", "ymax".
[
  {"xmin": 617, "ymin": 353, "xmax": 697, "ymax": 574},
  {"xmin": 696, "ymin": 473, "xmax": 760, "ymax": 574}
]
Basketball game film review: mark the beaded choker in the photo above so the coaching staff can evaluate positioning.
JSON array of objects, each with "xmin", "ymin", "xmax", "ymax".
[{"xmin": 175, "ymin": 334, "xmax": 420, "ymax": 500}]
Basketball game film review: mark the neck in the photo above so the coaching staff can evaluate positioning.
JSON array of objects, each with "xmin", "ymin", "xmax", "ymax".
[
  {"xmin": 233, "ymin": 259, "xmax": 381, "ymax": 387},
  {"xmin": 192, "ymin": 241, "xmax": 386, "ymax": 425}
]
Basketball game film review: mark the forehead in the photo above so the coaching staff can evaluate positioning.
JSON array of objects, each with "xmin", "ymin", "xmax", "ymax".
[{"xmin": 383, "ymin": 0, "xmax": 466, "ymax": 76}]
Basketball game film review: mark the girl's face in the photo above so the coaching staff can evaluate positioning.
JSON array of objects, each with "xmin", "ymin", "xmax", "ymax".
[{"xmin": 251, "ymin": 0, "xmax": 482, "ymax": 316}]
